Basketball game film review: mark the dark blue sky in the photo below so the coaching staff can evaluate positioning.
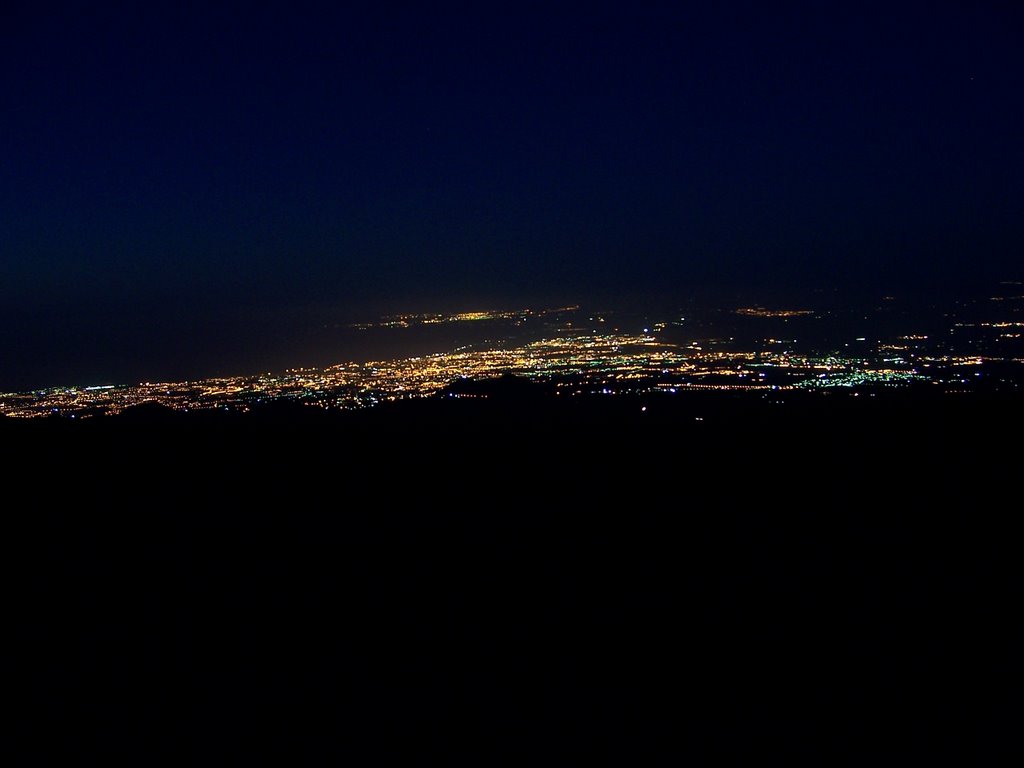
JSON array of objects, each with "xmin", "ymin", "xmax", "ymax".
[{"xmin": 2, "ymin": 1, "xmax": 1021, "ymax": 388}]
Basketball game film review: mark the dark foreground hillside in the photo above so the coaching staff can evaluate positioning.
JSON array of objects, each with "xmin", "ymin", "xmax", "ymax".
[{"xmin": 8, "ymin": 388, "xmax": 1022, "ymax": 764}]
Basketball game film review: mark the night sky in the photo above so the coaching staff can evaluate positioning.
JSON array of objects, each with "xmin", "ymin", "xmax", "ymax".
[{"xmin": 3, "ymin": 1, "xmax": 1021, "ymax": 389}]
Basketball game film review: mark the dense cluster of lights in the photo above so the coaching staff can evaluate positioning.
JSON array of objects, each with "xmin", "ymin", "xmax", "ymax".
[
  {"xmin": 795, "ymin": 370, "xmax": 927, "ymax": 388},
  {"xmin": 735, "ymin": 307, "xmax": 814, "ymax": 318},
  {"xmin": 2, "ymin": 298, "xmax": 1021, "ymax": 419}
]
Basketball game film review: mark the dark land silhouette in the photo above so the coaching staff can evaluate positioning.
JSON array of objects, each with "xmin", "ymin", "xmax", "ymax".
[{"xmin": 10, "ymin": 383, "xmax": 1020, "ymax": 763}]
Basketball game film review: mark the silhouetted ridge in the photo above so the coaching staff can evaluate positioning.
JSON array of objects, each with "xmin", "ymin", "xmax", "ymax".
[{"xmin": 114, "ymin": 401, "xmax": 179, "ymax": 422}]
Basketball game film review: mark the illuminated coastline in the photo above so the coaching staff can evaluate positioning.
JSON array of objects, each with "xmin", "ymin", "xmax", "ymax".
[{"xmin": 2, "ymin": 299, "xmax": 1021, "ymax": 419}]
